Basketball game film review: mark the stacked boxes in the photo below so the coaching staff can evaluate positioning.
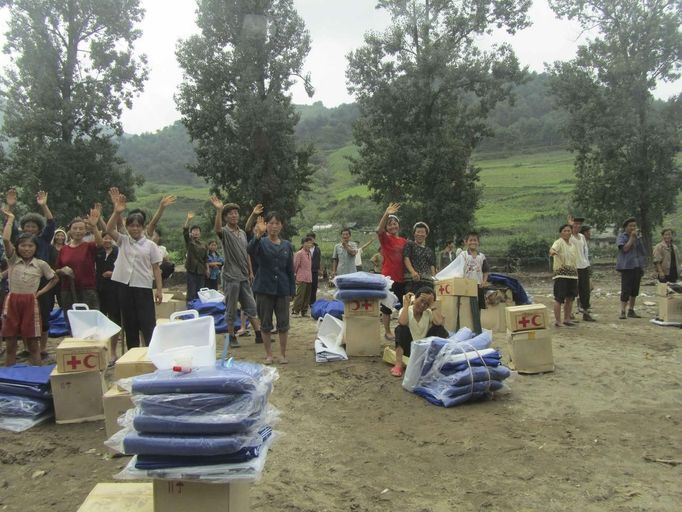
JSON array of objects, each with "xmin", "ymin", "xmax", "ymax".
[
  {"xmin": 103, "ymin": 348, "xmax": 157, "ymax": 440},
  {"xmin": 656, "ymin": 283, "xmax": 682, "ymax": 322},
  {"xmin": 155, "ymin": 293, "xmax": 185, "ymax": 320},
  {"xmin": 343, "ymin": 299, "xmax": 381, "ymax": 356},
  {"xmin": 435, "ymin": 277, "xmax": 478, "ymax": 332},
  {"xmin": 50, "ymin": 338, "xmax": 110, "ymax": 423},
  {"xmin": 77, "ymin": 481, "xmax": 250, "ymax": 512},
  {"xmin": 504, "ymin": 304, "xmax": 554, "ymax": 374}
]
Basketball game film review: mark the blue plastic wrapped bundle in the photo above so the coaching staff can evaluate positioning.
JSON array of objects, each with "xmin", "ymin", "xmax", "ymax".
[
  {"xmin": 334, "ymin": 289, "xmax": 387, "ymax": 301},
  {"xmin": 0, "ymin": 364, "xmax": 54, "ymax": 399},
  {"xmin": 48, "ymin": 309, "xmax": 70, "ymax": 338},
  {"xmin": 134, "ymin": 391, "xmax": 268, "ymax": 416},
  {"xmin": 333, "ymin": 272, "xmax": 388, "ymax": 290},
  {"xmin": 130, "ymin": 361, "xmax": 276, "ymax": 396},
  {"xmin": 0, "ymin": 366, "xmax": 55, "ymax": 431},
  {"xmin": 409, "ymin": 331, "xmax": 511, "ymax": 407},
  {"xmin": 0, "ymin": 393, "xmax": 52, "ymax": 417},
  {"xmin": 114, "ymin": 426, "xmax": 273, "ymax": 457},
  {"xmin": 311, "ymin": 299, "xmax": 345, "ymax": 320}
]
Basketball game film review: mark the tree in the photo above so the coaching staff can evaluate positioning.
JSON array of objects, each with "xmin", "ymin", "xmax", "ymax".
[
  {"xmin": 176, "ymin": 0, "xmax": 314, "ymax": 234},
  {"xmin": 0, "ymin": 0, "xmax": 147, "ymax": 221},
  {"xmin": 346, "ymin": 0, "xmax": 531, "ymax": 245},
  {"xmin": 548, "ymin": 0, "xmax": 682, "ymax": 253}
]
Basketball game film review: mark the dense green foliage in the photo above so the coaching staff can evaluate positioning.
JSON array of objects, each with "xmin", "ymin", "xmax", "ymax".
[
  {"xmin": 346, "ymin": 0, "xmax": 532, "ymax": 246},
  {"xmin": 548, "ymin": 0, "xmax": 682, "ymax": 253},
  {"xmin": 175, "ymin": 0, "xmax": 315, "ymax": 235},
  {"xmin": 0, "ymin": 0, "xmax": 146, "ymax": 220}
]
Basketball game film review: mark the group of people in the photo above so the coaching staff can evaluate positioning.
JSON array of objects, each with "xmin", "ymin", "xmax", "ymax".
[
  {"xmin": 550, "ymin": 216, "xmax": 679, "ymax": 326},
  {"xmin": 0, "ymin": 185, "xmax": 678, "ymax": 369}
]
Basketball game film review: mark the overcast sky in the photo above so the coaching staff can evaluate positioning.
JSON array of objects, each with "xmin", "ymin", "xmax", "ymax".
[{"xmin": 1, "ymin": 1, "xmax": 680, "ymax": 134}]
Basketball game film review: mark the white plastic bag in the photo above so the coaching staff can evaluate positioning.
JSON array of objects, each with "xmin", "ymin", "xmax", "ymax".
[{"xmin": 434, "ymin": 254, "xmax": 465, "ymax": 280}]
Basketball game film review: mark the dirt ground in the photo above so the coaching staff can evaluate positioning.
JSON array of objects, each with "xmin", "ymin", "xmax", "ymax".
[{"xmin": 1, "ymin": 272, "xmax": 680, "ymax": 512}]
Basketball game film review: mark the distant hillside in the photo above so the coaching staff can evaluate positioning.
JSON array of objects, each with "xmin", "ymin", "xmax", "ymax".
[{"xmin": 114, "ymin": 72, "xmax": 568, "ymax": 186}]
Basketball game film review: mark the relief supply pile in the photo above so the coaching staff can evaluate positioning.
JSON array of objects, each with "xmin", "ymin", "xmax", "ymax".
[
  {"xmin": 0, "ymin": 364, "xmax": 54, "ymax": 432},
  {"xmin": 105, "ymin": 312, "xmax": 280, "ymax": 487},
  {"xmin": 402, "ymin": 328, "xmax": 511, "ymax": 407},
  {"xmin": 333, "ymin": 272, "xmax": 396, "ymax": 356}
]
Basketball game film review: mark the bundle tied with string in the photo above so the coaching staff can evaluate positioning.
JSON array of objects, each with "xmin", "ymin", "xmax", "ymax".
[{"xmin": 408, "ymin": 330, "xmax": 511, "ymax": 407}]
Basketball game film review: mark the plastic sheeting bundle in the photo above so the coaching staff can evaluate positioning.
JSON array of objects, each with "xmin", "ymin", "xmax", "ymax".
[
  {"xmin": 0, "ymin": 365, "xmax": 55, "ymax": 432},
  {"xmin": 107, "ymin": 361, "xmax": 279, "ymax": 482},
  {"xmin": 403, "ymin": 329, "xmax": 511, "ymax": 407},
  {"xmin": 333, "ymin": 271, "xmax": 397, "ymax": 310}
]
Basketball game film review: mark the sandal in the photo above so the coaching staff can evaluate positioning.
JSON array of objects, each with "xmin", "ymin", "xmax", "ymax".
[
  {"xmin": 384, "ymin": 333, "xmax": 395, "ymax": 341},
  {"xmin": 390, "ymin": 366, "xmax": 403, "ymax": 377},
  {"xmin": 279, "ymin": 357, "xmax": 289, "ymax": 364},
  {"xmin": 263, "ymin": 357, "xmax": 273, "ymax": 365},
  {"xmin": 563, "ymin": 321, "xmax": 576, "ymax": 326}
]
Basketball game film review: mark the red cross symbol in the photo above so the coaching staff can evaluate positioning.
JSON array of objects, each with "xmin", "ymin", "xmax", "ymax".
[
  {"xmin": 362, "ymin": 300, "xmax": 372, "ymax": 311},
  {"xmin": 439, "ymin": 285, "xmax": 446, "ymax": 295},
  {"xmin": 66, "ymin": 355, "xmax": 81, "ymax": 370},
  {"xmin": 518, "ymin": 316, "xmax": 531, "ymax": 328}
]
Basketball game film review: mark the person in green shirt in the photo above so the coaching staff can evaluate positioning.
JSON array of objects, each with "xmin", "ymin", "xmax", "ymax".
[{"xmin": 183, "ymin": 211, "xmax": 208, "ymax": 302}]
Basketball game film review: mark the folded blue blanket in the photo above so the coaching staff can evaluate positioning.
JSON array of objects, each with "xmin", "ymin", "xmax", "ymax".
[
  {"xmin": 435, "ymin": 365, "xmax": 510, "ymax": 386},
  {"xmin": 132, "ymin": 362, "xmax": 272, "ymax": 395},
  {"xmin": 122, "ymin": 426, "xmax": 272, "ymax": 456},
  {"xmin": 0, "ymin": 393, "xmax": 52, "ymax": 418},
  {"xmin": 135, "ymin": 448, "xmax": 261, "ymax": 469},
  {"xmin": 132, "ymin": 410, "xmax": 265, "ymax": 435},
  {"xmin": 311, "ymin": 299, "xmax": 344, "ymax": 320},
  {"xmin": 414, "ymin": 381, "xmax": 505, "ymax": 408},
  {"xmin": 135, "ymin": 392, "xmax": 268, "ymax": 416},
  {"xmin": 334, "ymin": 272, "xmax": 387, "ymax": 290},
  {"xmin": 0, "ymin": 364, "xmax": 55, "ymax": 399},
  {"xmin": 334, "ymin": 289, "xmax": 387, "ymax": 301}
]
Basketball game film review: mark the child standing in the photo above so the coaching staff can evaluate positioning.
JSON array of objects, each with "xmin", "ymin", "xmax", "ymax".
[
  {"xmin": 183, "ymin": 212, "xmax": 207, "ymax": 302},
  {"xmin": 106, "ymin": 189, "xmax": 163, "ymax": 349},
  {"xmin": 292, "ymin": 237, "xmax": 314, "ymax": 317},
  {"xmin": 206, "ymin": 241, "xmax": 224, "ymax": 290},
  {"xmin": 2, "ymin": 209, "xmax": 59, "ymax": 366},
  {"xmin": 460, "ymin": 231, "xmax": 490, "ymax": 311}
]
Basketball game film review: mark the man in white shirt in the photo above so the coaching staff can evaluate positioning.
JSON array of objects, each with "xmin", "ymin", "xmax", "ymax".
[{"xmin": 570, "ymin": 216, "xmax": 595, "ymax": 322}]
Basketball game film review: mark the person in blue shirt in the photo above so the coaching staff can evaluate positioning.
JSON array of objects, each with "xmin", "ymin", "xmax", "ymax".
[
  {"xmin": 616, "ymin": 217, "xmax": 647, "ymax": 320},
  {"xmin": 247, "ymin": 212, "xmax": 295, "ymax": 365},
  {"xmin": 206, "ymin": 240, "xmax": 224, "ymax": 290}
]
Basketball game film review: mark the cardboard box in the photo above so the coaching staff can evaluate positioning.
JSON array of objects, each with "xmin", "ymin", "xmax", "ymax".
[
  {"xmin": 153, "ymin": 480, "xmax": 250, "ymax": 512},
  {"xmin": 344, "ymin": 315, "xmax": 381, "ymax": 356},
  {"xmin": 658, "ymin": 296, "xmax": 682, "ymax": 322},
  {"xmin": 656, "ymin": 282, "xmax": 671, "ymax": 297},
  {"xmin": 50, "ymin": 368, "xmax": 105, "ymax": 424},
  {"xmin": 343, "ymin": 298, "xmax": 380, "ymax": 317},
  {"xmin": 481, "ymin": 303, "xmax": 507, "ymax": 332},
  {"xmin": 506, "ymin": 329, "xmax": 554, "ymax": 374},
  {"xmin": 505, "ymin": 304, "xmax": 549, "ymax": 332},
  {"xmin": 78, "ymin": 483, "xmax": 152, "ymax": 512},
  {"xmin": 382, "ymin": 346, "xmax": 410, "ymax": 366},
  {"xmin": 114, "ymin": 347, "xmax": 156, "ymax": 380},
  {"xmin": 103, "ymin": 385, "xmax": 133, "ymax": 439},
  {"xmin": 435, "ymin": 277, "xmax": 478, "ymax": 297},
  {"xmin": 55, "ymin": 339, "xmax": 108, "ymax": 373},
  {"xmin": 440, "ymin": 295, "xmax": 476, "ymax": 333},
  {"xmin": 155, "ymin": 293, "xmax": 185, "ymax": 319}
]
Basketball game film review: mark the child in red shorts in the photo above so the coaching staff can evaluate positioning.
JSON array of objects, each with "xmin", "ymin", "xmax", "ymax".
[{"xmin": 2, "ymin": 209, "xmax": 59, "ymax": 366}]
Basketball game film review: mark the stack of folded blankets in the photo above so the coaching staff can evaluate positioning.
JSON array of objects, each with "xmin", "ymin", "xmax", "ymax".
[
  {"xmin": 403, "ymin": 329, "xmax": 511, "ymax": 408},
  {"xmin": 0, "ymin": 364, "xmax": 55, "ymax": 432},
  {"xmin": 333, "ymin": 271, "xmax": 389, "ymax": 302},
  {"xmin": 107, "ymin": 361, "xmax": 278, "ymax": 480}
]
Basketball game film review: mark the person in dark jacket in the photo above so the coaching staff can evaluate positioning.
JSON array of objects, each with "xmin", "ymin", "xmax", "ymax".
[
  {"xmin": 96, "ymin": 233, "xmax": 122, "ymax": 363},
  {"xmin": 248, "ymin": 212, "xmax": 295, "ymax": 364},
  {"xmin": 307, "ymin": 232, "xmax": 321, "ymax": 305}
]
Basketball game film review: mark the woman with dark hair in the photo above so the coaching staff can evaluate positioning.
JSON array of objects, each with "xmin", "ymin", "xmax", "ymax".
[
  {"xmin": 549, "ymin": 224, "xmax": 579, "ymax": 327},
  {"xmin": 106, "ymin": 189, "xmax": 163, "ymax": 350},
  {"xmin": 96, "ymin": 233, "xmax": 122, "ymax": 362},
  {"xmin": 403, "ymin": 221, "xmax": 436, "ymax": 293},
  {"xmin": 248, "ymin": 212, "xmax": 295, "ymax": 364},
  {"xmin": 653, "ymin": 228, "xmax": 679, "ymax": 283},
  {"xmin": 391, "ymin": 287, "xmax": 447, "ymax": 377},
  {"xmin": 55, "ymin": 208, "xmax": 103, "ymax": 313},
  {"xmin": 377, "ymin": 203, "xmax": 407, "ymax": 340}
]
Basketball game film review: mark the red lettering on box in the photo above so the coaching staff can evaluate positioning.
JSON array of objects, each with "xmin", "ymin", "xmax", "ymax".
[
  {"xmin": 66, "ymin": 355, "xmax": 81, "ymax": 370},
  {"xmin": 83, "ymin": 354, "xmax": 97, "ymax": 369}
]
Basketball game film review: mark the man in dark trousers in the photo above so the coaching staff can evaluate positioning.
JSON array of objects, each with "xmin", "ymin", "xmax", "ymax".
[{"xmin": 308, "ymin": 232, "xmax": 321, "ymax": 305}]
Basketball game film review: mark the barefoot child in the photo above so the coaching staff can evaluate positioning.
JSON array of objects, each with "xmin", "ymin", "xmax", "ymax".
[
  {"xmin": 292, "ymin": 237, "xmax": 314, "ymax": 317},
  {"xmin": 2, "ymin": 210, "xmax": 59, "ymax": 366},
  {"xmin": 391, "ymin": 288, "xmax": 447, "ymax": 377}
]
